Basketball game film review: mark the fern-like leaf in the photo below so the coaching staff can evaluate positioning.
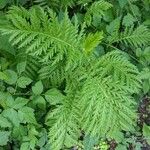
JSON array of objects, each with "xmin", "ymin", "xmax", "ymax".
[
  {"xmin": 0, "ymin": 6, "xmax": 84, "ymax": 70},
  {"xmin": 108, "ymin": 25, "xmax": 150, "ymax": 47},
  {"xmin": 83, "ymin": 32, "xmax": 103, "ymax": 54},
  {"xmin": 80, "ymin": 50, "xmax": 141, "ymax": 137},
  {"xmin": 34, "ymin": 0, "xmax": 75, "ymax": 9},
  {"xmin": 85, "ymin": 0, "xmax": 113, "ymax": 25},
  {"xmin": 38, "ymin": 61, "xmax": 65, "ymax": 86},
  {"xmin": 80, "ymin": 76, "xmax": 137, "ymax": 137},
  {"xmin": 46, "ymin": 91, "xmax": 80, "ymax": 150},
  {"xmin": 92, "ymin": 51, "xmax": 142, "ymax": 93},
  {"xmin": 16, "ymin": 51, "xmax": 40, "ymax": 79}
]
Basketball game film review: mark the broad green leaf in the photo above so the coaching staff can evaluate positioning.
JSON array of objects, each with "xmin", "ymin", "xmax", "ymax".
[
  {"xmin": 136, "ymin": 48, "xmax": 142, "ymax": 57},
  {"xmin": 94, "ymin": 45, "xmax": 105, "ymax": 57},
  {"xmin": 143, "ymin": 80, "xmax": 150, "ymax": 94},
  {"xmin": 118, "ymin": 0, "xmax": 127, "ymax": 8},
  {"xmin": 12, "ymin": 97, "xmax": 28, "ymax": 109},
  {"xmin": 30, "ymin": 136, "xmax": 38, "ymax": 150},
  {"xmin": 37, "ymin": 129, "xmax": 48, "ymax": 148},
  {"xmin": 143, "ymin": 47, "xmax": 150, "ymax": 61},
  {"xmin": 20, "ymin": 142, "xmax": 30, "ymax": 150},
  {"xmin": 143, "ymin": 19, "xmax": 150, "ymax": 26},
  {"xmin": 0, "ymin": 114, "xmax": 12, "ymax": 128},
  {"xmin": 17, "ymin": 76, "xmax": 32, "ymax": 88},
  {"xmin": 44, "ymin": 143, "xmax": 51, "ymax": 150},
  {"xmin": 0, "ymin": 71, "xmax": 8, "ymax": 81},
  {"xmin": 17, "ymin": 62, "xmax": 26, "ymax": 75},
  {"xmin": 140, "ymin": 68, "xmax": 150, "ymax": 79},
  {"xmin": 22, "ymin": 125, "xmax": 38, "ymax": 149},
  {"xmin": 143, "ymin": 124, "xmax": 150, "ymax": 144},
  {"xmin": 2, "ymin": 108, "xmax": 20, "ymax": 127},
  {"xmin": 106, "ymin": 17, "xmax": 121, "ymax": 34},
  {"xmin": 92, "ymin": 15, "xmax": 102, "ymax": 27},
  {"xmin": 18, "ymin": 107, "xmax": 37, "ymax": 124},
  {"xmin": 123, "ymin": 13, "xmax": 136, "ymax": 27},
  {"xmin": 7, "ymin": 86, "xmax": 16, "ymax": 94},
  {"xmin": 12, "ymin": 125, "xmax": 27, "ymax": 141},
  {"xmin": 45, "ymin": 88, "xmax": 65, "ymax": 105},
  {"xmin": 3, "ymin": 70, "xmax": 18, "ymax": 85},
  {"xmin": 0, "ymin": 131, "xmax": 11, "ymax": 146},
  {"xmin": 83, "ymin": 135, "xmax": 99, "ymax": 150},
  {"xmin": 0, "ymin": 92, "xmax": 8, "ymax": 108},
  {"xmin": 5, "ymin": 94, "xmax": 15, "ymax": 108},
  {"xmin": 32, "ymin": 81, "xmax": 43, "ymax": 95},
  {"xmin": 33, "ymin": 96, "xmax": 46, "ymax": 110}
]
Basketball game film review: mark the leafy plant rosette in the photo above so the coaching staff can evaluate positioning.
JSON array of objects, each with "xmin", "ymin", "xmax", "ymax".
[{"xmin": 0, "ymin": 0, "xmax": 150, "ymax": 150}]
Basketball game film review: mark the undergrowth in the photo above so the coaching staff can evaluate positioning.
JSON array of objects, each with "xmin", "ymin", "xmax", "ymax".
[{"xmin": 0, "ymin": 0, "xmax": 150, "ymax": 150}]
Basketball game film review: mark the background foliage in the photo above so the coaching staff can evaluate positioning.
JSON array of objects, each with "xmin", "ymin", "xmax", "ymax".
[{"xmin": 0, "ymin": 0, "xmax": 150, "ymax": 150}]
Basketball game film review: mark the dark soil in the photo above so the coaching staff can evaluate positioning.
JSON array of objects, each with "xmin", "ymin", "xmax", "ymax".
[{"xmin": 138, "ymin": 96, "xmax": 150, "ymax": 150}]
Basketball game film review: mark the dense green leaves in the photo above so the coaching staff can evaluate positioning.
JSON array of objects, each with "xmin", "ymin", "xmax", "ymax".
[
  {"xmin": 84, "ymin": 0, "xmax": 113, "ymax": 25},
  {"xmin": 0, "ymin": 71, "xmax": 8, "ymax": 81},
  {"xmin": 17, "ymin": 62, "xmax": 26, "ymax": 75},
  {"xmin": 18, "ymin": 107, "xmax": 37, "ymax": 124},
  {"xmin": 143, "ymin": 124, "xmax": 150, "ymax": 144},
  {"xmin": 80, "ymin": 51, "xmax": 140, "ymax": 136},
  {"xmin": 0, "ymin": 0, "xmax": 10, "ymax": 9},
  {"xmin": 3, "ymin": 70, "xmax": 17, "ymax": 85},
  {"xmin": 0, "ymin": 131, "xmax": 11, "ymax": 146},
  {"xmin": 17, "ymin": 76, "xmax": 32, "ymax": 88},
  {"xmin": 32, "ymin": 81, "xmax": 43, "ymax": 95},
  {"xmin": 0, "ymin": 0, "xmax": 149, "ymax": 150},
  {"xmin": 0, "ymin": 114, "xmax": 12, "ymax": 128},
  {"xmin": 0, "ymin": 6, "xmax": 85, "ymax": 69},
  {"xmin": 108, "ymin": 25, "xmax": 150, "ymax": 47},
  {"xmin": 45, "ymin": 88, "xmax": 65, "ymax": 105}
]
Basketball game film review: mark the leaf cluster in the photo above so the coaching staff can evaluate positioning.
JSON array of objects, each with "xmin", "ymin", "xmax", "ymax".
[{"xmin": 0, "ymin": 0, "xmax": 150, "ymax": 150}]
